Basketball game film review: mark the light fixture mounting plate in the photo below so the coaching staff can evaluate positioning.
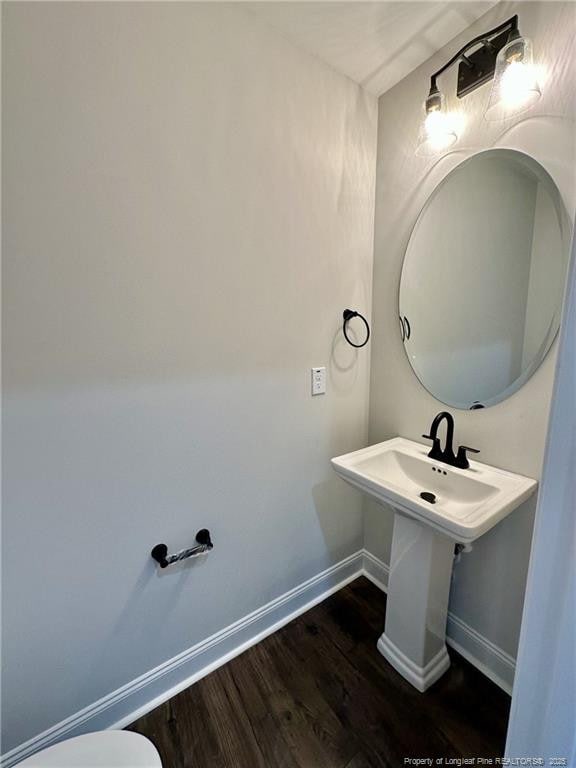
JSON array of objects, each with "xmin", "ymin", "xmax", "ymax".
[{"xmin": 456, "ymin": 29, "xmax": 510, "ymax": 98}]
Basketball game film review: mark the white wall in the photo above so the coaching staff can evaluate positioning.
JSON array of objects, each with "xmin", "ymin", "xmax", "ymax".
[
  {"xmin": 367, "ymin": 0, "xmax": 575, "ymax": 667},
  {"xmin": 505, "ymin": 190, "xmax": 576, "ymax": 765},
  {"xmin": 1, "ymin": 2, "xmax": 376, "ymax": 753}
]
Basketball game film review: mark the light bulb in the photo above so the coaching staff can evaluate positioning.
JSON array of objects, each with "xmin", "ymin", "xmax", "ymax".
[
  {"xmin": 485, "ymin": 36, "xmax": 541, "ymax": 121},
  {"xmin": 499, "ymin": 60, "xmax": 539, "ymax": 108},
  {"xmin": 416, "ymin": 90, "xmax": 458, "ymax": 157},
  {"xmin": 424, "ymin": 110, "xmax": 457, "ymax": 151}
]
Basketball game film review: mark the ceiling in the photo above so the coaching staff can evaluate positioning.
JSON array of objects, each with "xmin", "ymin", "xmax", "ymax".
[{"xmin": 244, "ymin": 2, "xmax": 497, "ymax": 96}]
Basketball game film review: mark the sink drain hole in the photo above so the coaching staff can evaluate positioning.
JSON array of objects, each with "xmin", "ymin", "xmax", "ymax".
[{"xmin": 420, "ymin": 491, "xmax": 437, "ymax": 504}]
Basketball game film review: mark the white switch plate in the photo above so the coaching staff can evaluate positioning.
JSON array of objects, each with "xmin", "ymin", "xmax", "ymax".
[{"xmin": 311, "ymin": 367, "xmax": 326, "ymax": 396}]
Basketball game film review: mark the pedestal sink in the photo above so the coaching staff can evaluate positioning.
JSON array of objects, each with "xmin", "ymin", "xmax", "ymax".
[{"xmin": 331, "ymin": 437, "xmax": 537, "ymax": 691}]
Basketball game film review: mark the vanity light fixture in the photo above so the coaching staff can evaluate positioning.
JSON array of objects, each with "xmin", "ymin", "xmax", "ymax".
[{"xmin": 417, "ymin": 15, "xmax": 540, "ymax": 155}]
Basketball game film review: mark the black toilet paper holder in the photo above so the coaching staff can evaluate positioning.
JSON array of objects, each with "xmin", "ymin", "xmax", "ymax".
[{"xmin": 151, "ymin": 529, "xmax": 213, "ymax": 568}]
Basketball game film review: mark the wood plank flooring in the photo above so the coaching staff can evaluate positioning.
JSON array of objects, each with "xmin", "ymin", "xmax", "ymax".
[{"xmin": 127, "ymin": 577, "xmax": 510, "ymax": 767}]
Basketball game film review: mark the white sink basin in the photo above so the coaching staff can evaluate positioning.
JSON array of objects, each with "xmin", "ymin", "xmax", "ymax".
[
  {"xmin": 331, "ymin": 437, "xmax": 537, "ymax": 543},
  {"xmin": 331, "ymin": 436, "xmax": 538, "ymax": 692}
]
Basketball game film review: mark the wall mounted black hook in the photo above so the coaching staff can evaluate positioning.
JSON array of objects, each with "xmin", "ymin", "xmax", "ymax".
[
  {"xmin": 342, "ymin": 309, "xmax": 370, "ymax": 348},
  {"xmin": 151, "ymin": 529, "xmax": 213, "ymax": 569}
]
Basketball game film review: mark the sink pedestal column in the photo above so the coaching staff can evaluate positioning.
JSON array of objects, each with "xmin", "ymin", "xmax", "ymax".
[{"xmin": 377, "ymin": 513, "xmax": 454, "ymax": 692}]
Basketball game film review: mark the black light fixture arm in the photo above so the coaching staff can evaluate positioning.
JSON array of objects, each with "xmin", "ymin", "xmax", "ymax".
[{"xmin": 427, "ymin": 15, "xmax": 518, "ymax": 97}]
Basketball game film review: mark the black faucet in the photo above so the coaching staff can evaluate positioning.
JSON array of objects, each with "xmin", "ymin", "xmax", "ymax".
[{"xmin": 422, "ymin": 411, "xmax": 479, "ymax": 469}]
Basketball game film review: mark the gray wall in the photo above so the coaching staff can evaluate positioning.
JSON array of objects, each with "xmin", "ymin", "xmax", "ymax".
[
  {"xmin": 367, "ymin": 0, "xmax": 575, "ymax": 660},
  {"xmin": 2, "ymin": 3, "xmax": 376, "ymax": 751}
]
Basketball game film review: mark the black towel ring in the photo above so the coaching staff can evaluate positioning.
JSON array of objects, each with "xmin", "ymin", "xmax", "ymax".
[{"xmin": 342, "ymin": 309, "xmax": 370, "ymax": 348}]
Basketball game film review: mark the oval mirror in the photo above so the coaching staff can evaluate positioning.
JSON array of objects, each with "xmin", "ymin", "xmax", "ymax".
[{"xmin": 399, "ymin": 149, "xmax": 572, "ymax": 409}]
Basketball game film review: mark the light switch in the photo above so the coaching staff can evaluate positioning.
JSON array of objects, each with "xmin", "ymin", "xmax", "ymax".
[{"xmin": 311, "ymin": 367, "xmax": 326, "ymax": 396}]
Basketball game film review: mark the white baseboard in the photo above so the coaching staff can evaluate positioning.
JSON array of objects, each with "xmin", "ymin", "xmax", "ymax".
[
  {"xmin": 361, "ymin": 549, "xmax": 515, "ymax": 695},
  {"xmin": 0, "ymin": 550, "xmax": 364, "ymax": 768},
  {"xmin": 363, "ymin": 548, "xmax": 390, "ymax": 592},
  {"xmin": 1, "ymin": 547, "xmax": 514, "ymax": 767},
  {"xmin": 445, "ymin": 614, "xmax": 515, "ymax": 695}
]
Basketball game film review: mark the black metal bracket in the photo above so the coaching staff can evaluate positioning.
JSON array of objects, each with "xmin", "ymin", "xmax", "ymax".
[
  {"xmin": 428, "ymin": 15, "xmax": 519, "ymax": 100},
  {"xmin": 456, "ymin": 28, "xmax": 511, "ymax": 97},
  {"xmin": 151, "ymin": 529, "xmax": 213, "ymax": 569},
  {"xmin": 402, "ymin": 316, "xmax": 410, "ymax": 341},
  {"xmin": 399, "ymin": 316, "xmax": 411, "ymax": 342},
  {"xmin": 342, "ymin": 309, "xmax": 370, "ymax": 348}
]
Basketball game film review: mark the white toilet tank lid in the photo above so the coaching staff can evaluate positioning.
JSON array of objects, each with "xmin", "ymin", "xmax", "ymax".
[{"xmin": 15, "ymin": 731, "xmax": 162, "ymax": 767}]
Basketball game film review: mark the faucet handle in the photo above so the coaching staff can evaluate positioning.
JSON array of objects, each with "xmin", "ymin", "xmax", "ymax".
[
  {"xmin": 422, "ymin": 434, "xmax": 443, "ymax": 461},
  {"xmin": 455, "ymin": 445, "xmax": 479, "ymax": 469}
]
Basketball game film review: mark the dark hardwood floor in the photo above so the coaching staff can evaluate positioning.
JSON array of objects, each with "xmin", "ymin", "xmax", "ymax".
[{"xmin": 128, "ymin": 577, "xmax": 510, "ymax": 767}]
